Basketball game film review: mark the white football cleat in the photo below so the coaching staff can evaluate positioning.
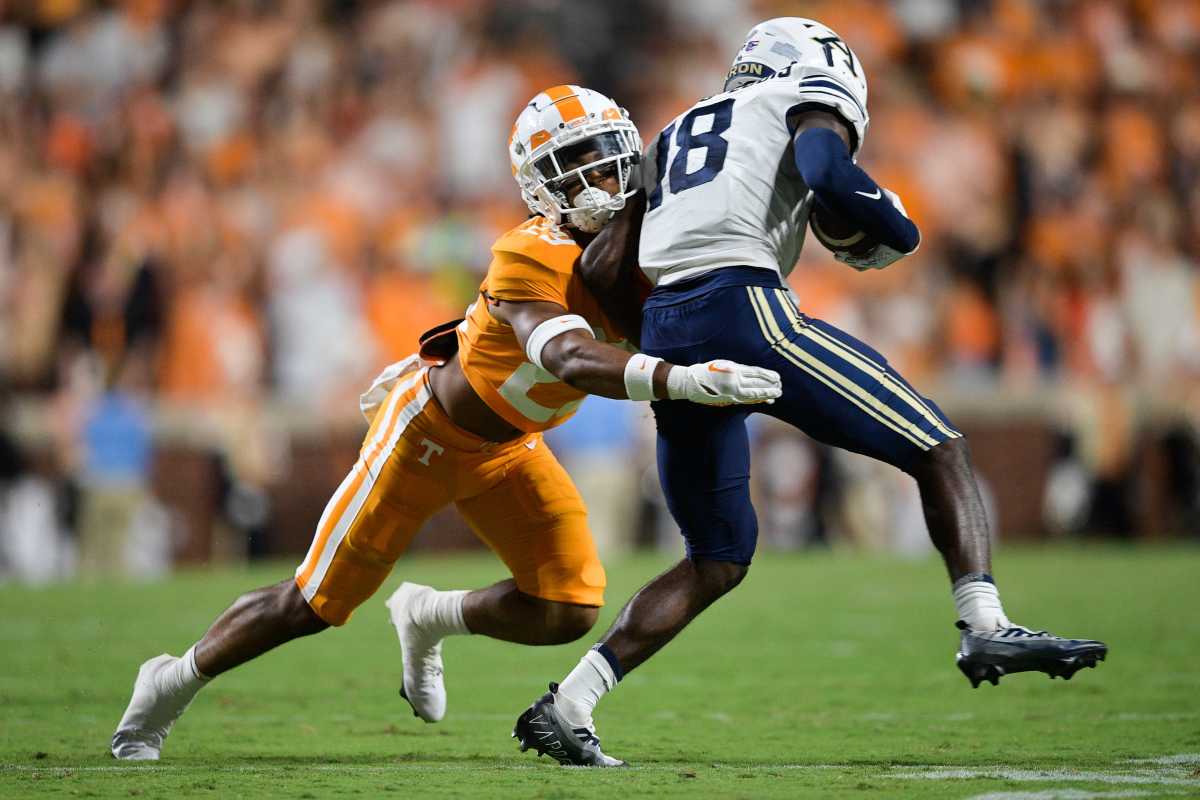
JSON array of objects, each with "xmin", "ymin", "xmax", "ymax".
[
  {"xmin": 111, "ymin": 654, "xmax": 198, "ymax": 760},
  {"xmin": 386, "ymin": 583, "xmax": 447, "ymax": 723}
]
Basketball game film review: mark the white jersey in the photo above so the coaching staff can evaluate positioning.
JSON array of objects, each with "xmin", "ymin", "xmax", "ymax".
[{"xmin": 638, "ymin": 64, "xmax": 869, "ymax": 287}]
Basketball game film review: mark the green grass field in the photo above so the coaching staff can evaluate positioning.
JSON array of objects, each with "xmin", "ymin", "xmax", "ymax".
[{"xmin": 2, "ymin": 544, "xmax": 1198, "ymax": 799}]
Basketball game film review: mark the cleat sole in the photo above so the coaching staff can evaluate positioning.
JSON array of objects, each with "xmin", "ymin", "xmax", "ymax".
[
  {"xmin": 957, "ymin": 642, "xmax": 1107, "ymax": 687},
  {"xmin": 1047, "ymin": 652, "xmax": 1103, "ymax": 681},
  {"xmin": 957, "ymin": 658, "xmax": 1004, "ymax": 688}
]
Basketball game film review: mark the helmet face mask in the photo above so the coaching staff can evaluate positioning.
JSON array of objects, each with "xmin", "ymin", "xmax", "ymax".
[
  {"xmin": 510, "ymin": 87, "xmax": 642, "ymax": 233},
  {"xmin": 531, "ymin": 130, "xmax": 639, "ymax": 232}
]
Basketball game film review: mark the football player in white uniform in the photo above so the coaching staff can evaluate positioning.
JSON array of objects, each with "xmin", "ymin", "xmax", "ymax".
[{"xmin": 513, "ymin": 18, "xmax": 1107, "ymax": 767}]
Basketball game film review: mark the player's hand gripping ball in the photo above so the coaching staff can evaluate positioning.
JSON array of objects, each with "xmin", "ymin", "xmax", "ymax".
[{"xmin": 810, "ymin": 189, "xmax": 915, "ymax": 271}]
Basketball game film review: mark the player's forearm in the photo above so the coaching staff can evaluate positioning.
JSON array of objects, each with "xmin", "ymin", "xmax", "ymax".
[
  {"xmin": 544, "ymin": 336, "xmax": 670, "ymax": 399},
  {"xmin": 794, "ymin": 127, "xmax": 919, "ymax": 253}
]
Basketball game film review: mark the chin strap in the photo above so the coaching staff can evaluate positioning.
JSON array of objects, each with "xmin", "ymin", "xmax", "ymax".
[
  {"xmin": 569, "ymin": 207, "xmax": 613, "ymax": 233},
  {"xmin": 567, "ymin": 187, "xmax": 623, "ymax": 233}
]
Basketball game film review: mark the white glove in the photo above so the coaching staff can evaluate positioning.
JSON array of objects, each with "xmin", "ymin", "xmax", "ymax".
[
  {"xmin": 835, "ymin": 189, "xmax": 919, "ymax": 272},
  {"xmin": 667, "ymin": 360, "xmax": 782, "ymax": 406},
  {"xmin": 837, "ymin": 242, "xmax": 910, "ymax": 271}
]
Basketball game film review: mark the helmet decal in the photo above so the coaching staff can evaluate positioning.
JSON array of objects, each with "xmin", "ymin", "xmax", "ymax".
[{"xmin": 769, "ymin": 40, "xmax": 802, "ymax": 61}]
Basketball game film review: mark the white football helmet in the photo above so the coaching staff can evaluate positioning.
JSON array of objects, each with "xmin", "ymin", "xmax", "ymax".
[
  {"xmin": 509, "ymin": 85, "xmax": 642, "ymax": 233},
  {"xmin": 725, "ymin": 17, "xmax": 869, "ymax": 153}
]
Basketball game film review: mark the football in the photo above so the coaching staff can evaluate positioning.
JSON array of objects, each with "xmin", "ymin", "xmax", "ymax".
[{"xmin": 809, "ymin": 202, "xmax": 877, "ymax": 257}]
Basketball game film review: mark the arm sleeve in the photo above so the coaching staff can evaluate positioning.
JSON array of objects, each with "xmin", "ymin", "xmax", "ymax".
[{"xmin": 793, "ymin": 127, "xmax": 919, "ymax": 254}]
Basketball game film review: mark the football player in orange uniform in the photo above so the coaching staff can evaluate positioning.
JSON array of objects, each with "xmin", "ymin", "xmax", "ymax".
[{"xmin": 110, "ymin": 85, "xmax": 781, "ymax": 760}]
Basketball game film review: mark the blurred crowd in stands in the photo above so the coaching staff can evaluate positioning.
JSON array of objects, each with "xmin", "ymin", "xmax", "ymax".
[{"xmin": 1, "ymin": 0, "xmax": 1198, "ymax": 580}]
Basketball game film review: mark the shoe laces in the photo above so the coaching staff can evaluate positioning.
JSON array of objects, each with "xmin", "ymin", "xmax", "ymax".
[
  {"xmin": 998, "ymin": 625, "xmax": 1054, "ymax": 639},
  {"xmin": 572, "ymin": 726, "xmax": 601, "ymax": 747}
]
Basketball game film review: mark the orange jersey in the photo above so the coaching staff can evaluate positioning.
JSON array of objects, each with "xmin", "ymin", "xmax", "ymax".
[{"xmin": 457, "ymin": 216, "xmax": 633, "ymax": 434}]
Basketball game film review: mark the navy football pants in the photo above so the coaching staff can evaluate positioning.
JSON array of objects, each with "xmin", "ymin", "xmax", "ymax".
[{"xmin": 642, "ymin": 267, "xmax": 961, "ymax": 565}]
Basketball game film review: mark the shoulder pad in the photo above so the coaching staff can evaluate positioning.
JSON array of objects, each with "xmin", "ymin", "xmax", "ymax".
[
  {"xmin": 789, "ymin": 65, "xmax": 869, "ymax": 154},
  {"xmin": 492, "ymin": 217, "xmax": 580, "ymax": 276}
]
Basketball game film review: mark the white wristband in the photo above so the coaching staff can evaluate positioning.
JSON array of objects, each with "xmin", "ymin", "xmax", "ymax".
[
  {"xmin": 623, "ymin": 354, "xmax": 662, "ymax": 401},
  {"xmin": 525, "ymin": 314, "xmax": 594, "ymax": 369}
]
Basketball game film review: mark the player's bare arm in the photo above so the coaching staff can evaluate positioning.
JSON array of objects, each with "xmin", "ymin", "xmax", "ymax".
[
  {"xmin": 492, "ymin": 298, "xmax": 667, "ymax": 398},
  {"xmin": 577, "ymin": 190, "xmax": 649, "ymax": 347}
]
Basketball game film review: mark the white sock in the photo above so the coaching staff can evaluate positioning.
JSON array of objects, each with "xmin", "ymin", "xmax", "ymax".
[
  {"xmin": 953, "ymin": 575, "xmax": 1012, "ymax": 631},
  {"xmin": 417, "ymin": 589, "xmax": 470, "ymax": 639},
  {"xmin": 160, "ymin": 645, "xmax": 210, "ymax": 697},
  {"xmin": 555, "ymin": 649, "xmax": 617, "ymax": 726}
]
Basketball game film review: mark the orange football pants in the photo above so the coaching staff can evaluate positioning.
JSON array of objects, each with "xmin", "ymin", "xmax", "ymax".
[{"xmin": 294, "ymin": 368, "xmax": 605, "ymax": 625}]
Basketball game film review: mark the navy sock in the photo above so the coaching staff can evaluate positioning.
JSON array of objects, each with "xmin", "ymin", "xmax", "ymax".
[{"xmin": 592, "ymin": 643, "xmax": 624, "ymax": 683}]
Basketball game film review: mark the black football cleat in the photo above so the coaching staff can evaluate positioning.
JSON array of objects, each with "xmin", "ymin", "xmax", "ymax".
[
  {"xmin": 512, "ymin": 683, "xmax": 626, "ymax": 767},
  {"xmin": 956, "ymin": 622, "xmax": 1108, "ymax": 688}
]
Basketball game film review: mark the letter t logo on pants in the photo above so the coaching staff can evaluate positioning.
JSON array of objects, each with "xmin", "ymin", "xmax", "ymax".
[{"xmin": 417, "ymin": 438, "xmax": 445, "ymax": 466}]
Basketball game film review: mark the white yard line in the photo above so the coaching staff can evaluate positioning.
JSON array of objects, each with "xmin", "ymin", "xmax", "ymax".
[
  {"xmin": 1121, "ymin": 754, "xmax": 1200, "ymax": 765},
  {"xmin": 965, "ymin": 791, "xmax": 1173, "ymax": 800},
  {"xmin": 4, "ymin": 755, "xmax": 1199, "ymax": 789},
  {"xmin": 892, "ymin": 766, "xmax": 1200, "ymax": 787},
  {"xmin": 1113, "ymin": 713, "xmax": 1200, "ymax": 722}
]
